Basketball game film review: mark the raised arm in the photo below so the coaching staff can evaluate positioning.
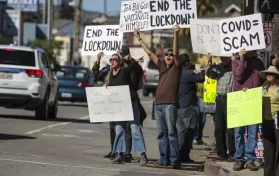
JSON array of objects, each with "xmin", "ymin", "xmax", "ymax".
[
  {"xmin": 134, "ymin": 28, "xmax": 159, "ymax": 65},
  {"xmin": 232, "ymin": 49, "xmax": 246, "ymax": 82},
  {"xmin": 172, "ymin": 25, "xmax": 180, "ymax": 66}
]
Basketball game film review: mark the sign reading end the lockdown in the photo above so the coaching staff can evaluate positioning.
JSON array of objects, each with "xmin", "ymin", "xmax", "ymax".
[
  {"xmin": 219, "ymin": 13, "xmax": 265, "ymax": 54},
  {"xmin": 227, "ymin": 87, "xmax": 262, "ymax": 129},
  {"xmin": 81, "ymin": 25, "xmax": 123, "ymax": 56}
]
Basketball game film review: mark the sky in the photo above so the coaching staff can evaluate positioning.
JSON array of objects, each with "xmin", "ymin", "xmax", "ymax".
[{"xmin": 51, "ymin": 0, "xmax": 123, "ymax": 14}]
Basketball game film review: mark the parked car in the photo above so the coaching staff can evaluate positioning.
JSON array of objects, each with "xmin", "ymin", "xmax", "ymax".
[
  {"xmin": 142, "ymin": 60, "xmax": 159, "ymax": 97},
  {"xmin": 56, "ymin": 66, "xmax": 94, "ymax": 102},
  {"xmin": 0, "ymin": 45, "xmax": 60, "ymax": 120}
]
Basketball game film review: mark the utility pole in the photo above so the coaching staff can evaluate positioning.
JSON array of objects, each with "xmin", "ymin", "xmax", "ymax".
[
  {"xmin": 104, "ymin": 0, "xmax": 107, "ymax": 14},
  {"xmin": 47, "ymin": 0, "xmax": 53, "ymax": 40},
  {"xmin": 74, "ymin": 0, "xmax": 82, "ymax": 65},
  {"xmin": 242, "ymin": 0, "xmax": 255, "ymax": 15},
  {"xmin": 42, "ymin": 0, "xmax": 47, "ymax": 24},
  {"xmin": 17, "ymin": 0, "xmax": 23, "ymax": 46}
]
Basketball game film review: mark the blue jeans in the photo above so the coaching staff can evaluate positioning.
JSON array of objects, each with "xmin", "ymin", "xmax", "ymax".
[
  {"xmin": 154, "ymin": 104, "xmax": 180, "ymax": 166},
  {"xmin": 194, "ymin": 103, "xmax": 206, "ymax": 141},
  {"xmin": 234, "ymin": 125, "xmax": 258, "ymax": 163},
  {"xmin": 112, "ymin": 102, "xmax": 146, "ymax": 153}
]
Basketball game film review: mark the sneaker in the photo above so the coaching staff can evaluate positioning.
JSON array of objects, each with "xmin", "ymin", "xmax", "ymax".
[
  {"xmin": 214, "ymin": 155, "xmax": 228, "ymax": 162},
  {"xmin": 169, "ymin": 164, "xmax": 181, "ymax": 170},
  {"xmin": 245, "ymin": 162, "xmax": 259, "ymax": 171},
  {"xmin": 153, "ymin": 160, "xmax": 166, "ymax": 167},
  {"xmin": 111, "ymin": 154, "xmax": 124, "ymax": 164},
  {"xmin": 124, "ymin": 154, "xmax": 132, "ymax": 163},
  {"xmin": 193, "ymin": 140, "xmax": 205, "ymax": 145},
  {"xmin": 139, "ymin": 153, "xmax": 148, "ymax": 166},
  {"xmin": 227, "ymin": 156, "xmax": 235, "ymax": 162},
  {"xmin": 104, "ymin": 151, "xmax": 113, "ymax": 158},
  {"xmin": 233, "ymin": 161, "xmax": 245, "ymax": 171}
]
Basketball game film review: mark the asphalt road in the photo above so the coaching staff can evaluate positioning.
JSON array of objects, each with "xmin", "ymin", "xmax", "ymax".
[{"xmin": 0, "ymin": 93, "xmax": 206, "ymax": 176}]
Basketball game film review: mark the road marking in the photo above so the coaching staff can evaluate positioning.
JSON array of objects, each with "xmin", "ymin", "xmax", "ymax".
[
  {"xmin": 140, "ymin": 100, "xmax": 153, "ymax": 104},
  {"xmin": 42, "ymin": 133, "xmax": 95, "ymax": 140},
  {"xmin": 0, "ymin": 158, "xmax": 164, "ymax": 175},
  {"xmin": 74, "ymin": 129, "xmax": 101, "ymax": 133},
  {"xmin": 25, "ymin": 116, "xmax": 89, "ymax": 135}
]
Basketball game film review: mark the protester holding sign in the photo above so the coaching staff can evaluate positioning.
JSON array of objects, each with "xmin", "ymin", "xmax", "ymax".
[
  {"xmin": 260, "ymin": 66, "xmax": 279, "ymax": 176},
  {"xmin": 232, "ymin": 49, "xmax": 265, "ymax": 171},
  {"xmin": 177, "ymin": 54, "xmax": 205, "ymax": 162},
  {"xmin": 206, "ymin": 53, "xmax": 235, "ymax": 162},
  {"xmin": 103, "ymin": 53, "xmax": 148, "ymax": 166},
  {"xmin": 134, "ymin": 25, "xmax": 181, "ymax": 169}
]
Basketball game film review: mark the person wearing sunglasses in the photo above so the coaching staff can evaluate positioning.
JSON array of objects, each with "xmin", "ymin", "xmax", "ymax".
[
  {"xmin": 104, "ymin": 53, "xmax": 148, "ymax": 166},
  {"xmin": 134, "ymin": 25, "xmax": 181, "ymax": 169}
]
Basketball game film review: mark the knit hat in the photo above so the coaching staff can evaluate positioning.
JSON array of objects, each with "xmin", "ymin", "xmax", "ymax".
[
  {"xmin": 121, "ymin": 45, "xmax": 130, "ymax": 57},
  {"xmin": 110, "ymin": 53, "xmax": 123, "ymax": 62}
]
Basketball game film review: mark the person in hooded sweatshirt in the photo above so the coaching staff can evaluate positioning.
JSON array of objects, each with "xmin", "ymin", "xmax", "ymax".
[{"xmin": 104, "ymin": 53, "xmax": 148, "ymax": 166}]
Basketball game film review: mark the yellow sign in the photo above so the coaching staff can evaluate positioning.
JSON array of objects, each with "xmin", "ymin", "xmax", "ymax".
[
  {"xmin": 197, "ymin": 83, "xmax": 204, "ymax": 98},
  {"xmin": 203, "ymin": 76, "xmax": 217, "ymax": 103},
  {"xmin": 227, "ymin": 87, "xmax": 263, "ymax": 129}
]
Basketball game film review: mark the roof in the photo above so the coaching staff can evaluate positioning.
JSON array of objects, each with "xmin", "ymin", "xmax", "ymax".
[
  {"xmin": 53, "ymin": 19, "xmax": 73, "ymax": 29},
  {"xmin": 204, "ymin": 0, "xmax": 242, "ymax": 18},
  {"xmin": 54, "ymin": 22, "xmax": 84, "ymax": 39}
]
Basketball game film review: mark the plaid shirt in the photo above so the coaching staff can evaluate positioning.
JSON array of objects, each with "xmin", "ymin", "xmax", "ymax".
[{"xmin": 206, "ymin": 64, "xmax": 233, "ymax": 94}]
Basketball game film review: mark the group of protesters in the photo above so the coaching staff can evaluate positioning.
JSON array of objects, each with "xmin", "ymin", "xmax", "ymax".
[{"xmin": 91, "ymin": 25, "xmax": 279, "ymax": 175}]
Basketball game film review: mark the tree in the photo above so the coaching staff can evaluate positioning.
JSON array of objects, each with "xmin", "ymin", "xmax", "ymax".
[{"xmin": 28, "ymin": 39, "xmax": 63, "ymax": 64}]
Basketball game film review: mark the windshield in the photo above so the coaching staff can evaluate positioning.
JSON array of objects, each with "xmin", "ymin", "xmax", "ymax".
[
  {"xmin": 56, "ymin": 68, "xmax": 89, "ymax": 79},
  {"xmin": 0, "ymin": 49, "xmax": 35, "ymax": 66}
]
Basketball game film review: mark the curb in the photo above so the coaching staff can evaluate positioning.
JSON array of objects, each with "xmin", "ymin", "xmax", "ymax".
[{"xmin": 204, "ymin": 152, "xmax": 241, "ymax": 176}]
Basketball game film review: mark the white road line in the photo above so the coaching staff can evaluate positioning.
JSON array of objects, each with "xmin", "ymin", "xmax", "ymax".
[
  {"xmin": 0, "ymin": 158, "xmax": 164, "ymax": 175},
  {"xmin": 140, "ymin": 100, "xmax": 153, "ymax": 104},
  {"xmin": 25, "ymin": 116, "xmax": 89, "ymax": 135},
  {"xmin": 42, "ymin": 133, "xmax": 95, "ymax": 140}
]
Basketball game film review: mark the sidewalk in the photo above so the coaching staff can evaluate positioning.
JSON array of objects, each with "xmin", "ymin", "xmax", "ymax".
[{"xmin": 200, "ymin": 115, "xmax": 264, "ymax": 176}]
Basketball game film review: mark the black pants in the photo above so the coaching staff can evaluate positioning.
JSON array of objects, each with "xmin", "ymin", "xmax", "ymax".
[
  {"xmin": 263, "ymin": 119, "xmax": 279, "ymax": 176},
  {"xmin": 109, "ymin": 122, "xmax": 115, "ymax": 151},
  {"xmin": 214, "ymin": 97, "xmax": 235, "ymax": 157},
  {"xmin": 177, "ymin": 105, "xmax": 198, "ymax": 160}
]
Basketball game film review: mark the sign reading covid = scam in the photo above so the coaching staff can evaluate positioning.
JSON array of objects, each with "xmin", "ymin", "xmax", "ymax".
[
  {"xmin": 219, "ymin": 13, "xmax": 265, "ymax": 54},
  {"xmin": 81, "ymin": 25, "xmax": 123, "ymax": 56}
]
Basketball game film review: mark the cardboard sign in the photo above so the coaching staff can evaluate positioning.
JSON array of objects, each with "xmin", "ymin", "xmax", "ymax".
[
  {"xmin": 203, "ymin": 76, "xmax": 217, "ymax": 103},
  {"xmin": 219, "ymin": 13, "xmax": 265, "ymax": 54},
  {"xmin": 149, "ymin": 0, "xmax": 197, "ymax": 30},
  {"xmin": 85, "ymin": 86, "xmax": 134, "ymax": 123},
  {"xmin": 190, "ymin": 19, "xmax": 231, "ymax": 56},
  {"xmin": 227, "ymin": 87, "xmax": 262, "ymax": 129},
  {"xmin": 263, "ymin": 22, "xmax": 273, "ymax": 51},
  {"xmin": 81, "ymin": 25, "xmax": 123, "ymax": 56},
  {"xmin": 120, "ymin": 0, "xmax": 150, "ymax": 33}
]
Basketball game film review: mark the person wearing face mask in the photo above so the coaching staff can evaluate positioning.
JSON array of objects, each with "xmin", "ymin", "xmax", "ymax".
[
  {"xmin": 232, "ymin": 49, "xmax": 265, "ymax": 171},
  {"xmin": 104, "ymin": 53, "xmax": 148, "ymax": 166},
  {"xmin": 260, "ymin": 66, "xmax": 279, "ymax": 176},
  {"xmin": 135, "ymin": 25, "xmax": 181, "ymax": 169}
]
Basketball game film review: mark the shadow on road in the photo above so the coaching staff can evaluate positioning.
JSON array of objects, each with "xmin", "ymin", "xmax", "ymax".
[
  {"xmin": 0, "ymin": 133, "xmax": 36, "ymax": 140},
  {"xmin": 0, "ymin": 114, "xmax": 91, "ymax": 124}
]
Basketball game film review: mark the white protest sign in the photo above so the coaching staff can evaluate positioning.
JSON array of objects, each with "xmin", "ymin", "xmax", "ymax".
[
  {"xmin": 85, "ymin": 86, "xmax": 134, "ymax": 123},
  {"xmin": 190, "ymin": 19, "xmax": 230, "ymax": 56},
  {"xmin": 219, "ymin": 13, "xmax": 265, "ymax": 54},
  {"xmin": 149, "ymin": 0, "xmax": 197, "ymax": 30},
  {"xmin": 81, "ymin": 25, "xmax": 123, "ymax": 56},
  {"xmin": 120, "ymin": 0, "xmax": 150, "ymax": 33}
]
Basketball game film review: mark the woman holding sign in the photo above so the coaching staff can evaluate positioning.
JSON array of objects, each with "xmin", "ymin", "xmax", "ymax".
[
  {"xmin": 104, "ymin": 53, "xmax": 149, "ymax": 166},
  {"xmin": 260, "ymin": 66, "xmax": 279, "ymax": 176}
]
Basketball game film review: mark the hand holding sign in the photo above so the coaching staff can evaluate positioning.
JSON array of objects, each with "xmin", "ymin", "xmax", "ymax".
[
  {"xmin": 207, "ymin": 53, "xmax": 213, "ymax": 65},
  {"xmin": 239, "ymin": 49, "xmax": 246, "ymax": 60},
  {"xmin": 97, "ymin": 52, "xmax": 104, "ymax": 62},
  {"xmin": 134, "ymin": 28, "xmax": 141, "ymax": 41},
  {"xmin": 172, "ymin": 25, "xmax": 180, "ymax": 33}
]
